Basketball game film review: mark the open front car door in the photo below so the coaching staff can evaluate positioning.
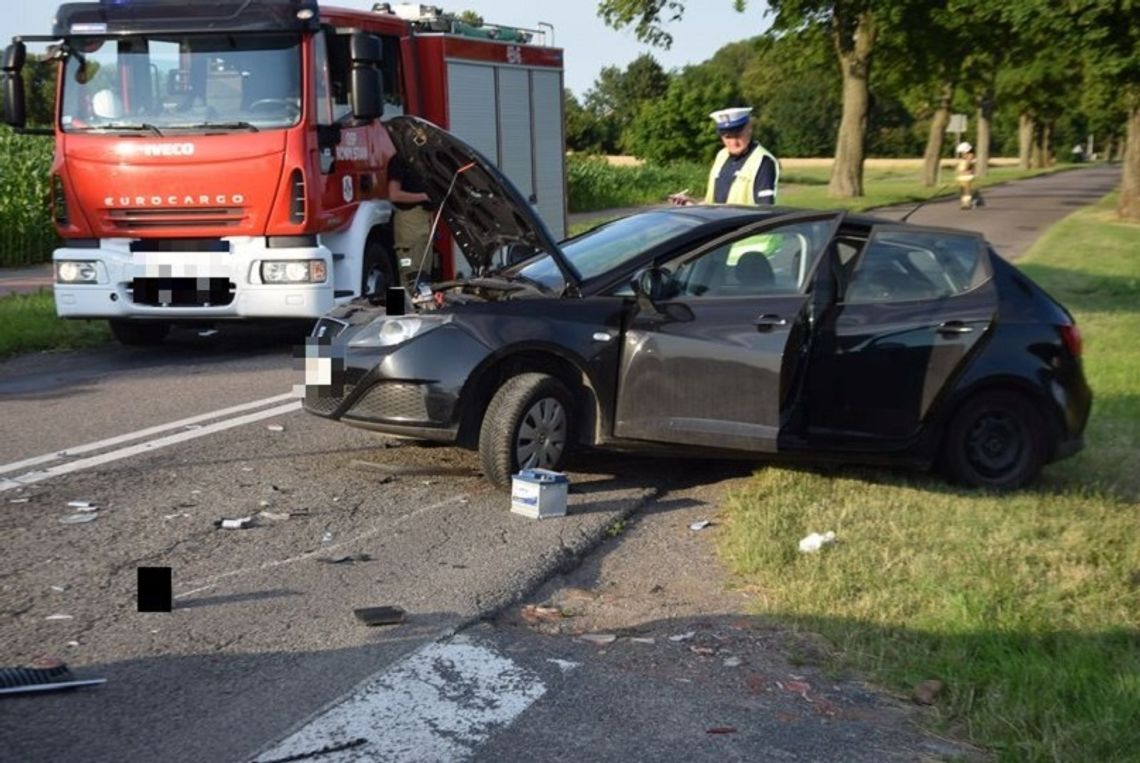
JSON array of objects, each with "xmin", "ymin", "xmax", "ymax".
[{"xmin": 613, "ymin": 212, "xmax": 844, "ymax": 453}]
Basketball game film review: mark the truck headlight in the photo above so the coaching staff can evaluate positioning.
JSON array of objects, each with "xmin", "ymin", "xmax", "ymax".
[
  {"xmin": 55, "ymin": 261, "xmax": 98, "ymax": 284},
  {"xmin": 348, "ymin": 314, "xmax": 453, "ymax": 348},
  {"xmin": 261, "ymin": 260, "xmax": 327, "ymax": 283}
]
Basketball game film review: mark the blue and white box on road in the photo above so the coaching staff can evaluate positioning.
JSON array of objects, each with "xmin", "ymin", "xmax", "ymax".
[{"xmin": 510, "ymin": 469, "xmax": 569, "ymax": 519}]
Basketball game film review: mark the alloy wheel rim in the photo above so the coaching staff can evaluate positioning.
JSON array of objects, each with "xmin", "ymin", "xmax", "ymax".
[
  {"xmin": 516, "ymin": 396, "xmax": 567, "ymax": 471},
  {"xmin": 965, "ymin": 411, "xmax": 1024, "ymax": 477}
]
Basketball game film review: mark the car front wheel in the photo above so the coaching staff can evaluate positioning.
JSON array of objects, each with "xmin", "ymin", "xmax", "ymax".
[
  {"xmin": 942, "ymin": 391, "xmax": 1047, "ymax": 490},
  {"xmin": 479, "ymin": 373, "xmax": 574, "ymax": 489}
]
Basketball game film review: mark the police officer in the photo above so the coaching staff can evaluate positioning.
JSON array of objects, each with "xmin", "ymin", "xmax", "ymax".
[{"xmin": 671, "ymin": 107, "xmax": 779, "ymax": 206}]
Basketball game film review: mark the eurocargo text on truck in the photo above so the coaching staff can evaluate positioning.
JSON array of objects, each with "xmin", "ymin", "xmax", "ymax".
[{"xmin": 1, "ymin": 1, "xmax": 566, "ymax": 345}]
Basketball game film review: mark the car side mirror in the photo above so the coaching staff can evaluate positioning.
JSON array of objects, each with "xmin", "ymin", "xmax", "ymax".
[{"xmin": 630, "ymin": 266, "xmax": 671, "ymax": 315}]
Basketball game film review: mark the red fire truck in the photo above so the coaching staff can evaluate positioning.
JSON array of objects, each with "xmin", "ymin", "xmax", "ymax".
[{"xmin": 1, "ymin": 1, "xmax": 566, "ymax": 345}]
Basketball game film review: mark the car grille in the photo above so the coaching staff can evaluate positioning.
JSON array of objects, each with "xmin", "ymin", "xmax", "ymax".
[
  {"xmin": 303, "ymin": 379, "xmax": 357, "ymax": 417},
  {"xmin": 130, "ymin": 278, "xmax": 235, "ymax": 307},
  {"xmin": 347, "ymin": 383, "xmax": 428, "ymax": 422}
]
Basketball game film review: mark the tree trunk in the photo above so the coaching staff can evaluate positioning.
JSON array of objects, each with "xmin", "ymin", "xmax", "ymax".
[
  {"xmin": 1103, "ymin": 136, "xmax": 1115, "ymax": 162},
  {"xmin": 1119, "ymin": 103, "xmax": 1140, "ymax": 220},
  {"xmin": 1019, "ymin": 113, "xmax": 1034, "ymax": 169},
  {"xmin": 975, "ymin": 91, "xmax": 993, "ymax": 178},
  {"xmin": 1031, "ymin": 122, "xmax": 1051, "ymax": 168},
  {"xmin": 828, "ymin": 11, "xmax": 876, "ymax": 198},
  {"xmin": 922, "ymin": 81, "xmax": 955, "ymax": 187}
]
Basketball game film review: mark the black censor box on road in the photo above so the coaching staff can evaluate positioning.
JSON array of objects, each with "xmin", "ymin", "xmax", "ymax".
[{"xmin": 137, "ymin": 567, "xmax": 173, "ymax": 612}]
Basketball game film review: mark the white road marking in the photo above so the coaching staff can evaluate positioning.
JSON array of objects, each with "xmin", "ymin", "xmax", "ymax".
[
  {"xmin": 0, "ymin": 401, "xmax": 301, "ymax": 492},
  {"xmin": 256, "ymin": 635, "xmax": 559, "ymax": 763},
  {"xmin": 0, "ymin": 392, "xmax": 296, "ymax": 476}
]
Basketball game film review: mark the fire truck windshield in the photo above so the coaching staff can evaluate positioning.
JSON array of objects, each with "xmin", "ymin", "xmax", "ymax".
[{"xmin": 60, "ymin": 34, "xmax": 303, "ymax": 133}]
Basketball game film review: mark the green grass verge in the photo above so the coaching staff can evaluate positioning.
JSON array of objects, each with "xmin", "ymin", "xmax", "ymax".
[
  {"xmin": 0, "ymin": 291, "xmax": 110, "ymax": 358},
  {"xmin": 718, "ymin": 193, "xmax": 1140, "ymax": 761}
]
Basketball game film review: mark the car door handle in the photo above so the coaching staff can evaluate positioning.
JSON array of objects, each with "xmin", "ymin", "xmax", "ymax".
[
  {"xmin": 755, "ymin": 314, "xmax": 787, "ymax": 330},
  {"xmin": 936, "ymin": 321, "xmax": 974, "ymax": 335}
]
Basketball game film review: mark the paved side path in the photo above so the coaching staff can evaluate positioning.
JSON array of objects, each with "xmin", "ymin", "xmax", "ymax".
[
  {"xmin": 0, "ymin": 264, "xmax": 51, "ymax": 296},
  {"xmin": 872, "ymin": 164, "xmax": 1121, "ymax": 260}
]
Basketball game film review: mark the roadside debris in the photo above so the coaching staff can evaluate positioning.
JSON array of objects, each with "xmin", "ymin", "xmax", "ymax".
[
  {"xmin": 510, "ymin": 469, "xmax": 570, "ymax": 519},
  {"xmin": 578, "ymin": 633, "xmax": 617, "ymax": 645},
  {"xmin": 59, "ymin": 513, "xmax": 98, "ymax": 525},
  {"xmin": 67, "ymin": 501, "xmax": 97, "ymax": 510},
  {"xmin": 668, "ymin": 631, "xmax": 696, "ymax": 642},
  {"xmin": 352, "ymin": 606, "xmax": 405, "ymax": 626},
  {"xmin": 9, "ymin": 497, "xmax": 30, "ymax": 504},
  {"xmin": 50, "ymin": 585, "xmax": 67, "ymax": 593},
  {"xmin": 706, "ymin": 727, "xmax": 738, "ymax": 735},
  {"xmin": 318, "ymin": 554, "xmax": 373, "ymax": 564},
  {"xmin": 520, "ymin": 604, "xmax": 563, "ymax": 624},
  {"xmin": 723, "ymin": 656, "xmax": 743, "ymax": 667},
  {"xmin": 44, "ymin": 614, "xmax": 73, "ymax": 621},
  {"xmin": 258, "ymin": 737, "xmax": 367, "ymax": 763},
  {"xmin": 689, "ymin": 519, "xmax": 713, "ymax": 531},
  {"xmin": 913, "ymin": 679, "xmax": 944, "ymax": 705},
  {"xmin": 0, "ymin": 657, "xmax": 106, "ymax": 696},
  {"xmin": 321, "ymin": 531, "xmax": 334, "ymax": 543},
  {"xmin": 267, "ymin": 424, "xmax": 285, "ymax": 432},
  {"xmin": 629, "ymin": 637, "xmax": 656, "ymax": 645},
  {"xmin": 258, "ymin": 511, "xmax": 291, "ymax": 522},
  {"xmin": 214, "ymin": 516, "xmax": 255, "ymax": 530},
  {"xmin": 798, "ymin": 531, "xmax": 836, "ymax": 553}
]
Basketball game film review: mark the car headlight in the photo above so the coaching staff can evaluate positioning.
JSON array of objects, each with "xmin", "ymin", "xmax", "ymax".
[
  {"xmin": 348, "ymin": 314, "xmax": 453, "ymax": 348},
  {"xmin": 261, "ymin": 260, "xmax": 327, "ymax": 283},
  {"xmin": 55, "ymin": 261, "xmax": 99, "ymax": 284}
]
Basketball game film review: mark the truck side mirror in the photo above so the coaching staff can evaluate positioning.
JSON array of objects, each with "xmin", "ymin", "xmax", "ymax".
[
  {"xmin": 349, "ymin": 33, "xmax": 383, "ymax": 122},
  {"xmin": 2, "ymin": 42, "xmax": 27, "ymax": 129}
]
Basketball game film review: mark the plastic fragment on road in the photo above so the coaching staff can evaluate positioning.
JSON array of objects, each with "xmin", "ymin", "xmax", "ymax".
[
  {"xmin": 50, "ymin": 585, "xmax": 67, "ymax": 593},
  {"xmin": 59, "ymin": 513, "xmax": 98, "ymax": 524},
  {"xmin": 546, "ymin": 658, "xmax": 579, "ymax": 673},
  {"xmin": 352, "ymin": 606, "xmax": 405, "ymax": 626},
  {"xmin": 267, "ymin": 424, "xmax": 285, "ymax": 432},
  {"xmin": 520, "ymin": 604, "xmax": 563, "ymax": 624},
  {"xmin": 9, "ymin": 498, "xmax": 30, "ymax": 503},
  {"xmin": 689, "ymin": 519, "xmax": 712, "ymax": 531},
  {"xmin": 578, "ymin": 633, "xmax": 617, "ymax": 645},
  {"xmin": 0, "ymin": 660, "xmax": 106, "ymax": 696},
  {"xmin": 706, "ymin": 727, "xmax": 738, "ymax": 735},
  {"xmin": 45, "ymin": 614, "xmax": 73, "ymax": 621},
  {"xmin": 669, "ymin": 631, "xmax": 696, "ymax": 642},
  {"xmin": 629, "ymin": 637, "xmax": 656, "ymax": 645},
  {"xmin": 67, "ymin": 501, "xmax": 97, "ymax": 509},
  {"xmin": 319, "ymin": 554, "xmax": 373, "ymax": 564},
  {"xmin": 214, "ymin": 516, "xmax": 255, "ymax": 530},
  {"xmin": 259, "ymin": 511, "xmax": 291, "ymax": 521},
  {"xmin": 723, "ymin": 656, "xmax": 743, "ymax": 667},
  {"xmin": 798, "ymin": 531, "xmax": 836, "ymax": 553},
  {"xmin": 321, "ymin": 531, "xmax": 334, "ymax": 543}
]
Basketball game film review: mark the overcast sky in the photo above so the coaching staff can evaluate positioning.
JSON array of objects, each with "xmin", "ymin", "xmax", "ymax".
[{"xmin": 0, "ymin": 1, "xmax": 773, "ymax": 97}]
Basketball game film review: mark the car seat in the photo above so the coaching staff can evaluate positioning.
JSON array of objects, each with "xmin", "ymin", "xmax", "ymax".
[{"xmin": 733, "ymin": 251, "xmax": 775, "ymax": 292}]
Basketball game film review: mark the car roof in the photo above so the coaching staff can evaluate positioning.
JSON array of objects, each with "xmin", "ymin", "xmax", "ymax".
[{"xmin": 624, "ymin": 204, "xmax": 896, "ymax": 231}]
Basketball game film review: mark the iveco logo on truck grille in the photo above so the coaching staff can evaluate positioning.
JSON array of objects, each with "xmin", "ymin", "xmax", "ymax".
[
  {"xmin": 142, "ymin": 143, "xmax": 195, "ymax": 157},
  {"xmin": 103, "ymin": 194, "xmax": 246, "ymax": 207}
]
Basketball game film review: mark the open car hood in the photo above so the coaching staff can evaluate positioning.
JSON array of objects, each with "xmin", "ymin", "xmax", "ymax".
[{"xmin": 385, "ymin": 116, "xmax": 577, "ymax": 288}]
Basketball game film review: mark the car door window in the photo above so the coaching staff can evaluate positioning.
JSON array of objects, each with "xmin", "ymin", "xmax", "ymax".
[
  {"xmin": 843, "ymin": 229, "xmax": 988, "ymax": 304},
  {"xmin": 667, "ymin": 220, "xmax": 831, "ymax": 298}
]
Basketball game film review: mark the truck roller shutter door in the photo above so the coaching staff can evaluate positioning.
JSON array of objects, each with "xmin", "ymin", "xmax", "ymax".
[
  {"xmin": 497, "ymin": 67, "xmax": 534, "ymax": 202},
  {"xmin": 531, "ymin": 69, "xmax": 566, "ymax": 239},
  {"xmin": 446, "ymin": 62, "xmax": 498, "ymax": 164}
]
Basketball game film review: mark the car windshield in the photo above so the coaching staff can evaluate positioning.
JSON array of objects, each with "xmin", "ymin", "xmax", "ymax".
[
  {"xmin": 509, "ymin": 212, "xmax": 703, "ymax": 291},
  {"xmin": 61, "ymin": 33, "xmax": 302, "ymax": 133}
]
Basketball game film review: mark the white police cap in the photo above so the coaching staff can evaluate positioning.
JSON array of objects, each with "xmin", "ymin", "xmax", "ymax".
[
  {"xmin": 956, "ymin": 141, "xmax": 972, "ymax": 154},
  {"xmin": 709, "ymin": 107, "xmax": 753, "ymax": 133}
]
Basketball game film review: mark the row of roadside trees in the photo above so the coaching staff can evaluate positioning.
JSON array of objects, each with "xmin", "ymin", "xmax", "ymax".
[{"xmin": 574, "ymin": 0, "xmax": 1138, "ymax": 220}]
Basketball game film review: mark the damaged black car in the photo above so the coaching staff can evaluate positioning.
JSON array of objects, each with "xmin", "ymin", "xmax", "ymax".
[{"xmin": 302, "ymin": 116, "xmax": 1091, "ymax": 490}]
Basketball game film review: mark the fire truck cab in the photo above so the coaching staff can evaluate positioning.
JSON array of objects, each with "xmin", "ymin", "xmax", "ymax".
[{"xmin": 1, "ymin": 0, "xmax": 566, "ymax": 345}]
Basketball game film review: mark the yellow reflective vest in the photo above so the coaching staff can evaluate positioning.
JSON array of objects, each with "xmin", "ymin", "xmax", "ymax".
[{"xmin": 704, "ymin": 143, "xmax": 779, "ymax": 205}]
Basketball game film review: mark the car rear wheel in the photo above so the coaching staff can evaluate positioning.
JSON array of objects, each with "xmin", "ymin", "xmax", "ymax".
[
  {"xmin": 479, "ymin": 373, "xmax": 574, "ymax": 489},
  {"xmin": 109, "ymin": 320, "xmax": 169, "ymax": 346},
  {"xmin": 942, "ymin": 391, "xmax": 1046, "ymax": 490}
]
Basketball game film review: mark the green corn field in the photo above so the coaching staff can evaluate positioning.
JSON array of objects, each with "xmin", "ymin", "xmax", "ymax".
[{"xmin": 0, "ymin": 126, "xmax": 55, "ymax": 267}]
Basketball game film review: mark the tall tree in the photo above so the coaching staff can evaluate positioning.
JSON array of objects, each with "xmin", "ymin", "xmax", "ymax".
[{"xmin": 598, "ymin": 0, "xmax": 939, "ymax": 198}]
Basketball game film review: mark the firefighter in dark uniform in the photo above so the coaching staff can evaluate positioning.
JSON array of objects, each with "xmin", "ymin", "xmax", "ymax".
[{"xmin": 387, "ymin": 152, "xmax": 434, "ymax": 288}]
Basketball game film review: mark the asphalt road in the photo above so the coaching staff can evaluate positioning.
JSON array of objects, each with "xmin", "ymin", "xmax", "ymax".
[{"xmin": 0, "ymin": 164, "xmax": 1121, "ymax": 762}]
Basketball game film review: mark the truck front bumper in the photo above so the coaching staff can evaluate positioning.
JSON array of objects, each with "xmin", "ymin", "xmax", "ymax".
[{"xmin": 53, "ymin": 237, "xmax": 338, "ymax": 321}]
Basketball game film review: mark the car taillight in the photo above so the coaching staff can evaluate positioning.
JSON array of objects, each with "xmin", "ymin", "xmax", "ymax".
[
  {"xmin": 290, "ymin": 169, "xmax": 305, "ymax": 224},
  {"xmin": 1059, "ymin": 323, "xmax": 1082, "ymax": 358}
]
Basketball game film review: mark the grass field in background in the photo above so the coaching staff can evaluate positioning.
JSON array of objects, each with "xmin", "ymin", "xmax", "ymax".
[
  {"xmin": 718, "ymin": 193, "xmax": 1140, "ymax": 761},
  {"xmin": 0, "ymin": 291, "xmax": 109, "ymax": 358},
  {"xmin": 0, "ymin": 126, "xmax": 55, "ymax": 268}
]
